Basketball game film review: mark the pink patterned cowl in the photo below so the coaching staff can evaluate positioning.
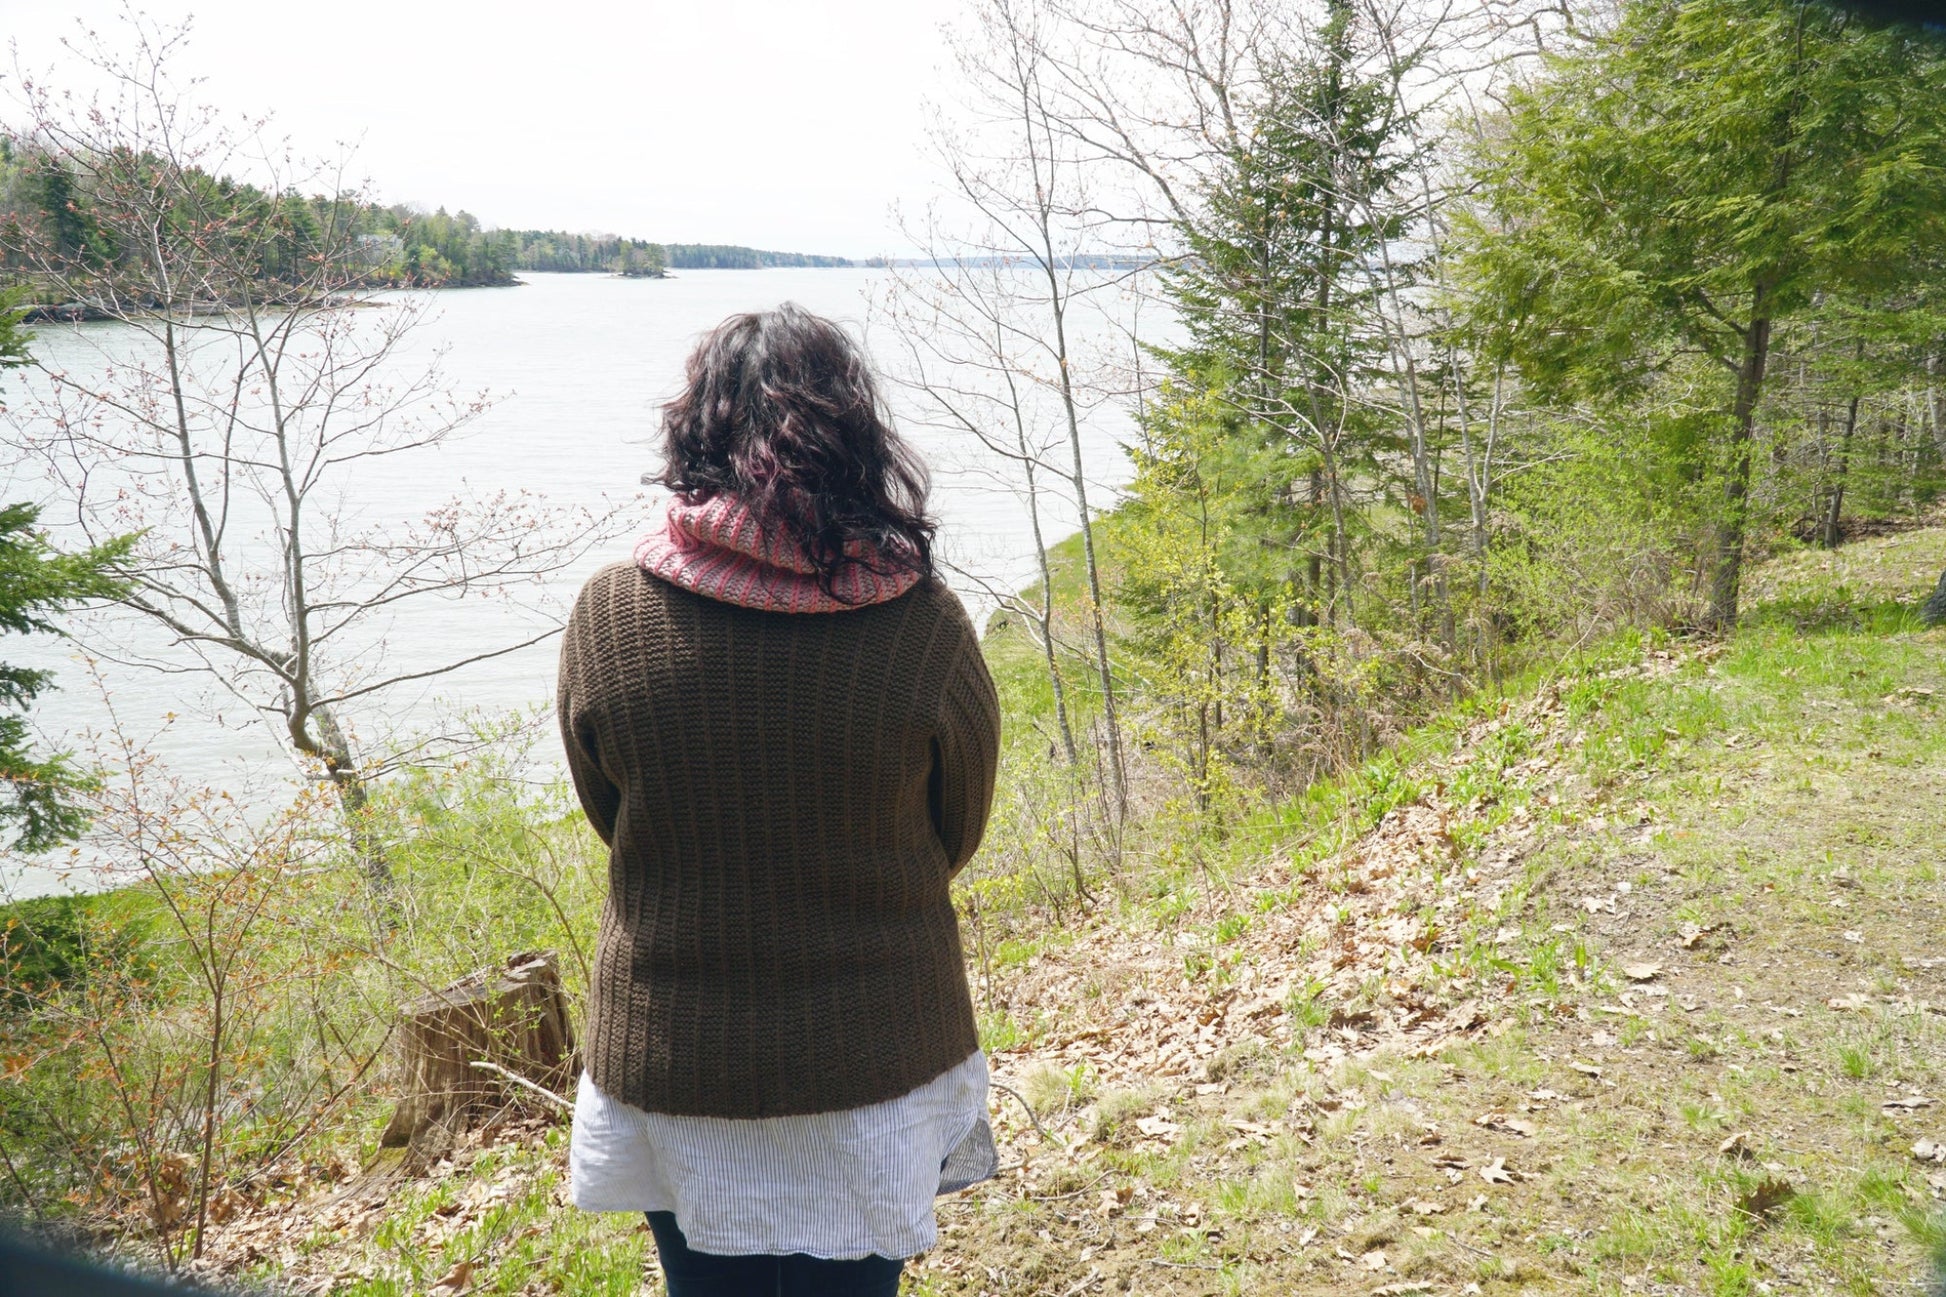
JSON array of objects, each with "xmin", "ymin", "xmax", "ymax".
[{"xmin": 634, "ymin": 494, "xmax": 920, "ymax": 613}]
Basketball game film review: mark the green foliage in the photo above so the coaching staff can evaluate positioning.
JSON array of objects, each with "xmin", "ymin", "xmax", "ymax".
[
  {"xmin": 0, "ymin": 891, "xmax": 154, "ymax": 1015},
  {"xmin": 0, "ymin": 144, "xmax": 388, "ymax": 300},
  {"xmin": 27, "ymin": 154, "xmax": 113, "ymax": 268},
  {"xmin": 368, "ymin": 206, "xmax": 520, "ymax": 287},
  {"xmin": 0, "ymin": 301, "xmax": 133, "ymax": 850},
  {"xmin": 1106, "ymin": 2, "xmax": 1447, "ymax": 822},
  {"xmin": 1487, "ymin": 403, "xmax": 1720, "ymax": 639},
  {"xmin": 0, "ymin": 742, "xmax": 603, "ymax": 1257},
  {"xmin": 0, "ymin": 286, "xmax": 25, "ymax": 369},
  {"xmin": 0, "ymin": 134, "xmax": 852, "ymax": 298},
  {"xmin": 1462, "ymin": 1, "xmax": 1946, "ymax": 397},
  {"xmin": 1111, "ymin": 380, "xmax": 1297, "ymax": 810},
  {"xmin": 1456, "ymin": 0, "xmax": 1946, "ymax": 621},
  {"xmin": 661, "ymin": 243, "xmax": 849, "ymax": 269},
  {"xmin": 501, "ymin": 229, "xmax": 667, "ymax": 277},
  {"xmin": 1144, "ymin": 2, "xmax": 1418, "ymax": 627}
]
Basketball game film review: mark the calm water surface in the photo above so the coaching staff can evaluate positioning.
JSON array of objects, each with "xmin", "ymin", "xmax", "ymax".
[{"xmin": 3, "ymin": 269, "xmax": 1136, "ymax": 895}]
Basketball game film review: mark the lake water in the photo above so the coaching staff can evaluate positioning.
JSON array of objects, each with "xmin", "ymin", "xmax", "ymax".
[{"xmin": 3, "ymin": 269, "xmax": 1141, "ymax": 896}]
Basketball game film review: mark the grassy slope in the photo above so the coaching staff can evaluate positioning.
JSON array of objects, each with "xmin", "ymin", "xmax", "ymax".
[
  {"xmin": 927, "ymin": 529, "xmax": 1946, "ymax": 1297},
  {"xmin": 194, "ymin": 529, "xmax": 1946, "ymax": 1296}
]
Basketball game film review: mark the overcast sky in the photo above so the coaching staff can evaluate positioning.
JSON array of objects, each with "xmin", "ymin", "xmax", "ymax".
[{"xmin": 2, "ymin": 0, "xmax": 961, "ymax": 259}]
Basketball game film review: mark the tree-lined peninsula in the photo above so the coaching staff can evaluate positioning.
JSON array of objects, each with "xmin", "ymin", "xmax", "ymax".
[{"xmin": 0, "ymin": 136, "xmax": 850, "ymax": 301}]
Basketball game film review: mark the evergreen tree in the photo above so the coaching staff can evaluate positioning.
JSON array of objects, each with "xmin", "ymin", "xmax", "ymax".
[
  {"xmin": 1110, "ymin": 0, "xmax": 1422, "ymax": 794},
  {"xmin": 1458, "ymin": 0, "xmax": 1946, "ymax": 628},
  {"xmin": 0, "ymin": 293, "xmax": 131, "ymax": 850},
  {"xmin": 1138, "ymin": 0, "xmax": 1417, "ymax": 631},
  {"xmin": 28, "ymin": 154, "xmax": 111, "ymax": 269}
]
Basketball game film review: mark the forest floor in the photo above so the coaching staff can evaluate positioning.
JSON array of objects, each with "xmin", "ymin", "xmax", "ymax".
[{"xmin": 189, "ymin": 527, "xmax": 1946, "ymax": 1297}]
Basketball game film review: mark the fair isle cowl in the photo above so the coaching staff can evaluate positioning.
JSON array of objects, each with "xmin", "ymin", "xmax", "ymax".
[{"xmin": 634, "ymin": 494, "xmax": 920, "ymax": 613}]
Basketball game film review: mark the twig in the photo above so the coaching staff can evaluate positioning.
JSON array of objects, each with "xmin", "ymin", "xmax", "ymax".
[
  {"xmin": 0, "ymin": 1138, "xmax": 47, "ymax": 1227},
  {"xmin": 991, "ymin": 1081, "xmax": 1067, "ymax": 1149},
  {"xmin": 1057, "ymin": 1267, "xmax": 1102, "ymax": 1296},
  {"xmin": 1028, "ymin": 1170, "xmax": 1113, "ymax": 1202},
  {"xmin": 468, "ymin": 1060, "xmax": 573, "ymax": 1114},
  {"xmin": 1147, "ymin": 1257, "xmax": 1222, "ymax": 1271}
]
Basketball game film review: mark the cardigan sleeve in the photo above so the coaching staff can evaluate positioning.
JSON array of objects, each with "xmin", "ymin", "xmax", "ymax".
[
  {"xmin": 931, "ymin": 616, "xmax": 1001, "ymax": 878},
  {"xmin": 557, "ymin": 585, "xmax": 621, "ymax": 848}
]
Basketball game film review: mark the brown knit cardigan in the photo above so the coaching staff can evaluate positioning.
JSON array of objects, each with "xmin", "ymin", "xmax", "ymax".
[{"xmin": 557, "ymin": 561, "xmax": 1001, "ymax": 1118}]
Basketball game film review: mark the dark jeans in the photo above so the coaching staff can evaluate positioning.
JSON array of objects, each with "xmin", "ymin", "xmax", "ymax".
[{"xmin": 645, "ymin": 1211, "xmax": 905, "ymax": 1297}]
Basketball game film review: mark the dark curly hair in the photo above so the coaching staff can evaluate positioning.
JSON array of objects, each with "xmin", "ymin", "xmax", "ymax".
[{"xmin": 652, "ymin": 303, "xmax": 937, "ymax": 601}]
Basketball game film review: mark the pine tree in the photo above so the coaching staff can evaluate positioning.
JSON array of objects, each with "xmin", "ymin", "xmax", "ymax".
[
  {"xmin": 0, "ymin": 293, "xmax": 131, "ymax": 850},
  {"xmin": 1111, "ymin": 0, "xmax": 1421, "ymax": 794},
  {"xmin": 1141, "ymin": 0, "xmax": 1417, "ymax": 631}
]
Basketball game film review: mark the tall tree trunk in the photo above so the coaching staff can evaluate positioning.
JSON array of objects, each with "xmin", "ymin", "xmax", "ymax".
[
  {"xmin": 302, "ymin": 703, "xmax": 395, "ymax": 895},
  {"xmin": 1321, "ymin": 434, "xmax": 1356, "ymax": 629},
  {"xmin": 1709, "ymin": 287, "xmax": 1774, "ymax": 631},
  {"xmin": 1030, "ymin": 570, "xmax": 1079, "ymax": 768},
  {"xmin": 1042, "ymin": 277, "xmax": 1127, "ymax": 824},
  {"xmin": 1016, "ymin": 405, "xmax": 1078, "ymax": 766},
  {"xmin": 1301, "ymin": 468, "xmax": 1325, "ymax": 627},
  {"xmin": 1927, "ymin": 353, "xmax": 1943, "ymax": 460},
  {"xmin": 1451, "ymin": 359, "xmax": 1502, "ymax": 586},
  {"xmin": 1821, "ymin": 389, "xmax": 1861, "ymax": 549}
]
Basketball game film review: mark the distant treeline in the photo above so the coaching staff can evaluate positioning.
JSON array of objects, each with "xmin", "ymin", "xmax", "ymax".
[
  {"xmin": 506, "ymin": 230, "xmax": 667, "ymax": 277},
  {"xmin": 862, "ymin": 253, "xmax": 1150, "ymax": 270},
  {"xmin": 663, "ymin": 244, "xmax": 852, "ymax": 270},
  {"xmin": 0, "ymin": 136, "xmax": 845, "ymax": 300},
  {"xmin": 0, "ymin": 136, "xmax": 527, "ymax": 291},
  {"xmin": 509, "ymin": 238, "xmax": 852, "ymax": 274}
]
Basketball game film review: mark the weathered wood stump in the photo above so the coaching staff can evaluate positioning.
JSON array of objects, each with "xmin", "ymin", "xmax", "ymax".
[
  {"xmin": 377, "ymin": 950, "xmax": 576, "ymax": 1171},
  {"xmin": 1922, "ymin": 569, "xmax": 1946, "ymax": 627}
]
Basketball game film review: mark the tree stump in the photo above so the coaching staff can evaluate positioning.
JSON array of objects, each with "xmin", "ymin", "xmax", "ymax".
[
  {"xmin": 377, "ymin": 950, "xmax": 576, "ymax": 1171},
  {"xmin": 1922, "ymin": 569, "xmax": 1946, "ymax": 627}
]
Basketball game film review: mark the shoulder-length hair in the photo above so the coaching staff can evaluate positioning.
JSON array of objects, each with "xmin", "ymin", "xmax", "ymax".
[{"xmin": 652, "ymin": 303, "xmax": 937, "ymax": 601}]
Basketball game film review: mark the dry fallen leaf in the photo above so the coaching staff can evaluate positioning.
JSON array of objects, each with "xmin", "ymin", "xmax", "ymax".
[
  {"xmin": 1884, "ymin": 1095, "xmax": 1935, "ymax": 1112},
  {"xmin": 1912, "ymin": 1139, "xmax": 1944, "ymax": 1164},
  {"xmin": 429, "ymin": 1260, "xmax": 475, "ymax": 1293},
  {"xmin": 1362, "ymin": 1249, "xmax": 1388, "ymax": 1271},
  {"xmin": 1827, "ymin": 993, "xmax": 1872, "ymax": 1012},
  {"xmin": 1718, "ymin": 1131, "xmax": 1753, "ymax": 1158},
  {"xmin": 1735, "ymin": 1177, "xmax": 1795, "ymax": 1220},
  {"xmin": 1474, "ymin": 1111, "xmax": 1537, "ymax": 1137},
  {"xmin": 1479, "ymin": 1157, "xmax": 1515, "ymax": 1185},
  {"xmin": 1622, "ymin": 961, "xmax": 1663, "ymax": 982}
]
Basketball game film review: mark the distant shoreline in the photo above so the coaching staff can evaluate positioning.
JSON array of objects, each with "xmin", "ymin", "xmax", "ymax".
[{"xmin": 15, "ymin": 264, "xmax": 870, "ymax": 321}]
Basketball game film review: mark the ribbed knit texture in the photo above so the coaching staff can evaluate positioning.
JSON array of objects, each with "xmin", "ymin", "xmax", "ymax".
[
  {"xmin": 557, "ymin": 561, "xmax": 1001, "ymax": 1118},
  {"xmin": 634, "ymin": 494, "xmax": 922, "ymax": 613}
]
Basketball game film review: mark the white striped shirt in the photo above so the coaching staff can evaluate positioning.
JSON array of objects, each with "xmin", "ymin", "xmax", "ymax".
[{"xmin": 568, "ymin": 1049, "xmax": 996, "ymax": 1260}]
